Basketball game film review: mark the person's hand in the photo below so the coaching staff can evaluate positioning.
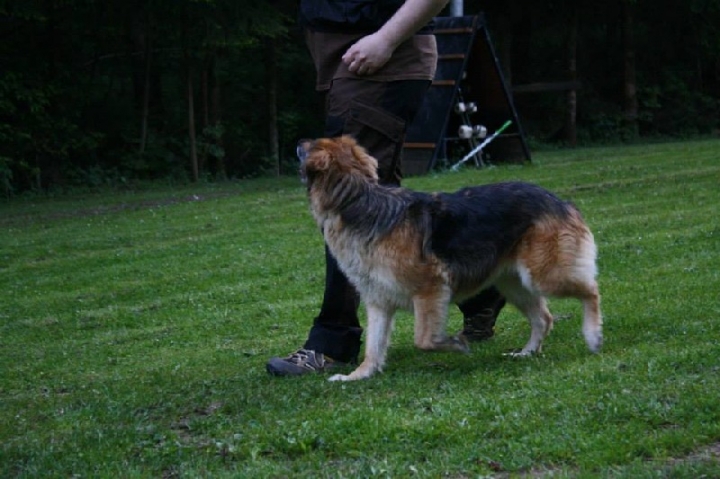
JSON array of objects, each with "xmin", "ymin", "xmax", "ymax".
[{"xmin": 342, "ymin": 32, "xmax": 396, "ymax": 76}]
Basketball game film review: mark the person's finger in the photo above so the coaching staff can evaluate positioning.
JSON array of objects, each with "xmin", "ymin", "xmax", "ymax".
[{"xmin": 342, "ymin": 49, "xmax": 357, "ymax": 65}]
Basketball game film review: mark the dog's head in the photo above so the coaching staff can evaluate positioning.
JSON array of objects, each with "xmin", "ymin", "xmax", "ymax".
[{"xmin": 296, "ymin": 136, "xmax": 379, "ymax": 188}]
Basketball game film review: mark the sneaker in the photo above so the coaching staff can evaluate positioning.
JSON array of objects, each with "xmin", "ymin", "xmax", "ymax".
[
  {"xmin": 266, "ymin": 348, "xmax": 346, "ymax": 376},
  {"xmin": 461, "ymin": 308, "xmax": 497, "ymax": 342}
]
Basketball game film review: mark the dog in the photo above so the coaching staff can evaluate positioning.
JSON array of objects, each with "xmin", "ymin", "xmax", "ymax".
[{"xmin": 297, "ymin": 136, "xmax": 602, "ymax": 381}]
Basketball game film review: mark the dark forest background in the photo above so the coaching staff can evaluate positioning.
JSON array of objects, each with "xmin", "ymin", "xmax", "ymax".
[{"xmin": 1, "ymin": 0, "xmax": 719, "ymax": 194}]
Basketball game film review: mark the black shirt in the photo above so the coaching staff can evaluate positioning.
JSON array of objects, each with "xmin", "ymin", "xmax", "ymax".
[{"xmin": 299, "ymin": 0, "xmax": 433, "ymax": 34}]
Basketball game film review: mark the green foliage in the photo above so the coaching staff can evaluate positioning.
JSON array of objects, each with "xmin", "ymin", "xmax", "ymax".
[
  {"xmin": 0, "ymin": 156, "xmax": 13, "ymax": 197},
  {"xmin": 638, "ymin": 71, "xmax": 720, "ymax": 137},
  {"xmin": 1, "ymin": 140, "xmax": 719, "ymax": 477},
  {"xmin": 0, "ymin": 0, "xmax": 309, "ymax": 193},
  {"xmin": 1, "ymin": 0, "xmax": 719, "ymax": 192},
  {"xmin": 0, "ymin": 71, "xmax": 102, "ymax": 192},
  {"xmin": 482, "ymin": 0, "xmax": 720, "ymax": 145}
]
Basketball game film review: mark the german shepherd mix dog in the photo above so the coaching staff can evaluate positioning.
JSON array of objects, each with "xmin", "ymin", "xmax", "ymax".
[{"xmin": 298, "ymin": 136, "xmax": 602, "ymax": 382}]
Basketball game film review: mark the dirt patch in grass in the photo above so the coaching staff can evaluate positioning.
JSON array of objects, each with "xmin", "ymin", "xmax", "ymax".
[
  {"xmin": 672, "ymin": 441, "xmax": 720, "ymax": 464},
  {"xmin": 488, "ymin": 441, "xmax": 720, "ymax": 478}
]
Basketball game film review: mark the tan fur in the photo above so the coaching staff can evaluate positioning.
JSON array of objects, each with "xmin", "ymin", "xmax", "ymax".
[
  {"xmin": 301, "ymin": 136, "xmax": 602, "ymax": 381},
  {"xmin": 497, "ymin": 212, "xmax": 602, "ymax": 355}
]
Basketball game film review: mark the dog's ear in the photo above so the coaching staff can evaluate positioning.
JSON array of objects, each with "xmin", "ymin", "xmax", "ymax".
[
  {"xmin": 301, "ymin": 139, "xmax": 334, "ymax": 185},
  {"xmin": 345, "ymin": 137, "xmax": 379, "ymax": 182},
  {"xmin": 306, "ymin": 148, "xmax": 331, "ymax": 172}
]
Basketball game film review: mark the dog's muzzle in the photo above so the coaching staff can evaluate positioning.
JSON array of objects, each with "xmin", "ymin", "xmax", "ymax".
[{"xmin": 296, "ymin": 139, "xmax": 312, "ymax": 184}]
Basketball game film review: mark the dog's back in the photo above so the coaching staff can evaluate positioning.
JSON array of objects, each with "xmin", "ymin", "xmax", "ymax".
[
  {"xmin": 411, "ymin": 182, "xmax": 593, "ymax": 299},
  {"xmin": 413, "ymin": 182, "xmax": 576, "ymax": 293}
]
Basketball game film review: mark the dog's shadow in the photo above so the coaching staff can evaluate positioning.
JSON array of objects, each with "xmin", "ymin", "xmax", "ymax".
[{"xmin": 361, "ymin": 342, "xmax": 518, "ymax": 377}]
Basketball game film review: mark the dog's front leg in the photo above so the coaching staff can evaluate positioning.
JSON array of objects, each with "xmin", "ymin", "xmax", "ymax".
[
  {"xmin": 329, "ymin": 302, "xmax": 396, "ymax": 382},
  {"xmin": 413, "ymin": 290, "xmax": 469, "ymax": 353}
]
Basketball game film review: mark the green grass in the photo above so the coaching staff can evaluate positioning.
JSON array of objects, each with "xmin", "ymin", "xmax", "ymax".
[{"xmin": 1, "ymin": 139, "xmax": 719, "ymax": 477}]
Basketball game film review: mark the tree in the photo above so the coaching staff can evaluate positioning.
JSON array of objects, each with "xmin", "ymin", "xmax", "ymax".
[
  {"xmin": 565, "ymin": 1, "xmax": 579, "ymax": 146},
  {"xmin": 1, "ymin": 0, "xmax": 718, "ymax": 193},
  {"xmin": 621, "ymin": 0, "xmax": 638, "ymax": 139}
]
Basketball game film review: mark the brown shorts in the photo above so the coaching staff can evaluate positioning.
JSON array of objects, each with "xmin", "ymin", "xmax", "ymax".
[
  {"xmin": 305, "ymin": 31, "xmax": 437, "ymax": 90},
  {"xmin": 306, "ymin": 30, "xmax": 437, "ymax": 186},
  {"xmin": 323, "ymin": 78, "xmax": 431, "ymax": 185}
]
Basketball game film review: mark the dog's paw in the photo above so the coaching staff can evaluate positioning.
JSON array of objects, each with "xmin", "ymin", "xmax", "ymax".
[
  {"xmin": 328, "ymin": 374, "xmax": 351, "ymax": 382},
  {"xmin": 503, "ymin": 349, "xmax": 536, "ymax": 358},
  {"xmin": 585, "ymin": 331, "xmax": 603, "ymax": 353},
  {"xmin": 431, "ymin": 335, "xmax": 470, "ymax": 353},
  {"xmin": 454, "ymin": 335, "xmax": 471, "ymax": 354}
]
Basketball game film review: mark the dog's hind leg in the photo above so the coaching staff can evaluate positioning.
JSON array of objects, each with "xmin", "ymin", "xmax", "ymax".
[
  {"xmin": 513, "ymin": 295, "xmax": 554, "ymax": 356},
  {"xmin": 535, "ymin": 276, "xmax": 602, "ymax": 353},
  {"xmin": 533, "ymin": 231, "xmax": 603, "ymax": 353},
  {"xmin": 562, "ymin": 231, "xmax": 603, "ymax": 353},
  {"xmin": 580, "ymin": 283, "xmax": 603, "ymax": 353},
  {"xmin": 497, "ymin": 275, "xmax": 553, "ymax": 356},
  {"xmin": 514, "ymin": 218, "xmax": 603, "ymax": 354},
  {"xmin": 329, "ymin": 302, "xmax": 396, "ymax": 382},
  {"xmin": 413, "ymin": 288, "xmax": 469, "ymax": 353}
]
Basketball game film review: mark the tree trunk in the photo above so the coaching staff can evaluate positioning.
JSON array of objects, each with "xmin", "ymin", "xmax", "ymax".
[
  {"xmin": 139, "ymin": 19, "xmax": 152, "ymax": 157},
  {"xmin": 265, "ymin": 38, "xmax": 280, "ymax": 176},
  {"xmin": 187, "ymin": 67, "xmax": 199, "ymax": 182},
  {"xmin": 622, "ymin": 0, "xmax": 638, "ymax": 138},
  {"xmin": 201, "ymin": 65, "xmax": 210, "ymax": 129},
  {"xmin": 565, "ymin": 4, "xmax": 578, "ymax": 147},
  {"xmin": 182, "ymin": 6, "xmax": 199, "ymax": 182},
  {"xmin": 199, "ymin": 62, "xmax": 209, "ymax": 174},
  {"xmin": 209, "ymin": 53, "xmax": 227, "ymax": 180}
]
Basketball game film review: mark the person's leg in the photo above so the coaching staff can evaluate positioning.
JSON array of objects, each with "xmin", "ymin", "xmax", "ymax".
[
  {"xmin": 301, "ymin": 245, "xmax": 363, "ymax": 362},
  {"xmin": 458, "ymin": 287, "xmax": 506, "ymax": 341},
  {"xmin": 267, "ymin": 79, "xmax": 430, "ymax": 376}
]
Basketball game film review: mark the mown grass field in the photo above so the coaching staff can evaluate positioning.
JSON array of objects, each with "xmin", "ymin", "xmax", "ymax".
[{"xmin": 1, "ymin": 139, "xmax": 719, "ymax": 478}]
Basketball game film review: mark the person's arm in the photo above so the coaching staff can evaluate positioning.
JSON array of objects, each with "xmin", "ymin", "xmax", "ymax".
[{"xmin": 342, "ymin": 0, "xmax": 449, "ymax": 76}]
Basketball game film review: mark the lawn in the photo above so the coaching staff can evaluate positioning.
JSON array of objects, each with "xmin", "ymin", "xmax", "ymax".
[{"xmin": 1, "ymin": 139, "xmax": 719, "ymax": 478}]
